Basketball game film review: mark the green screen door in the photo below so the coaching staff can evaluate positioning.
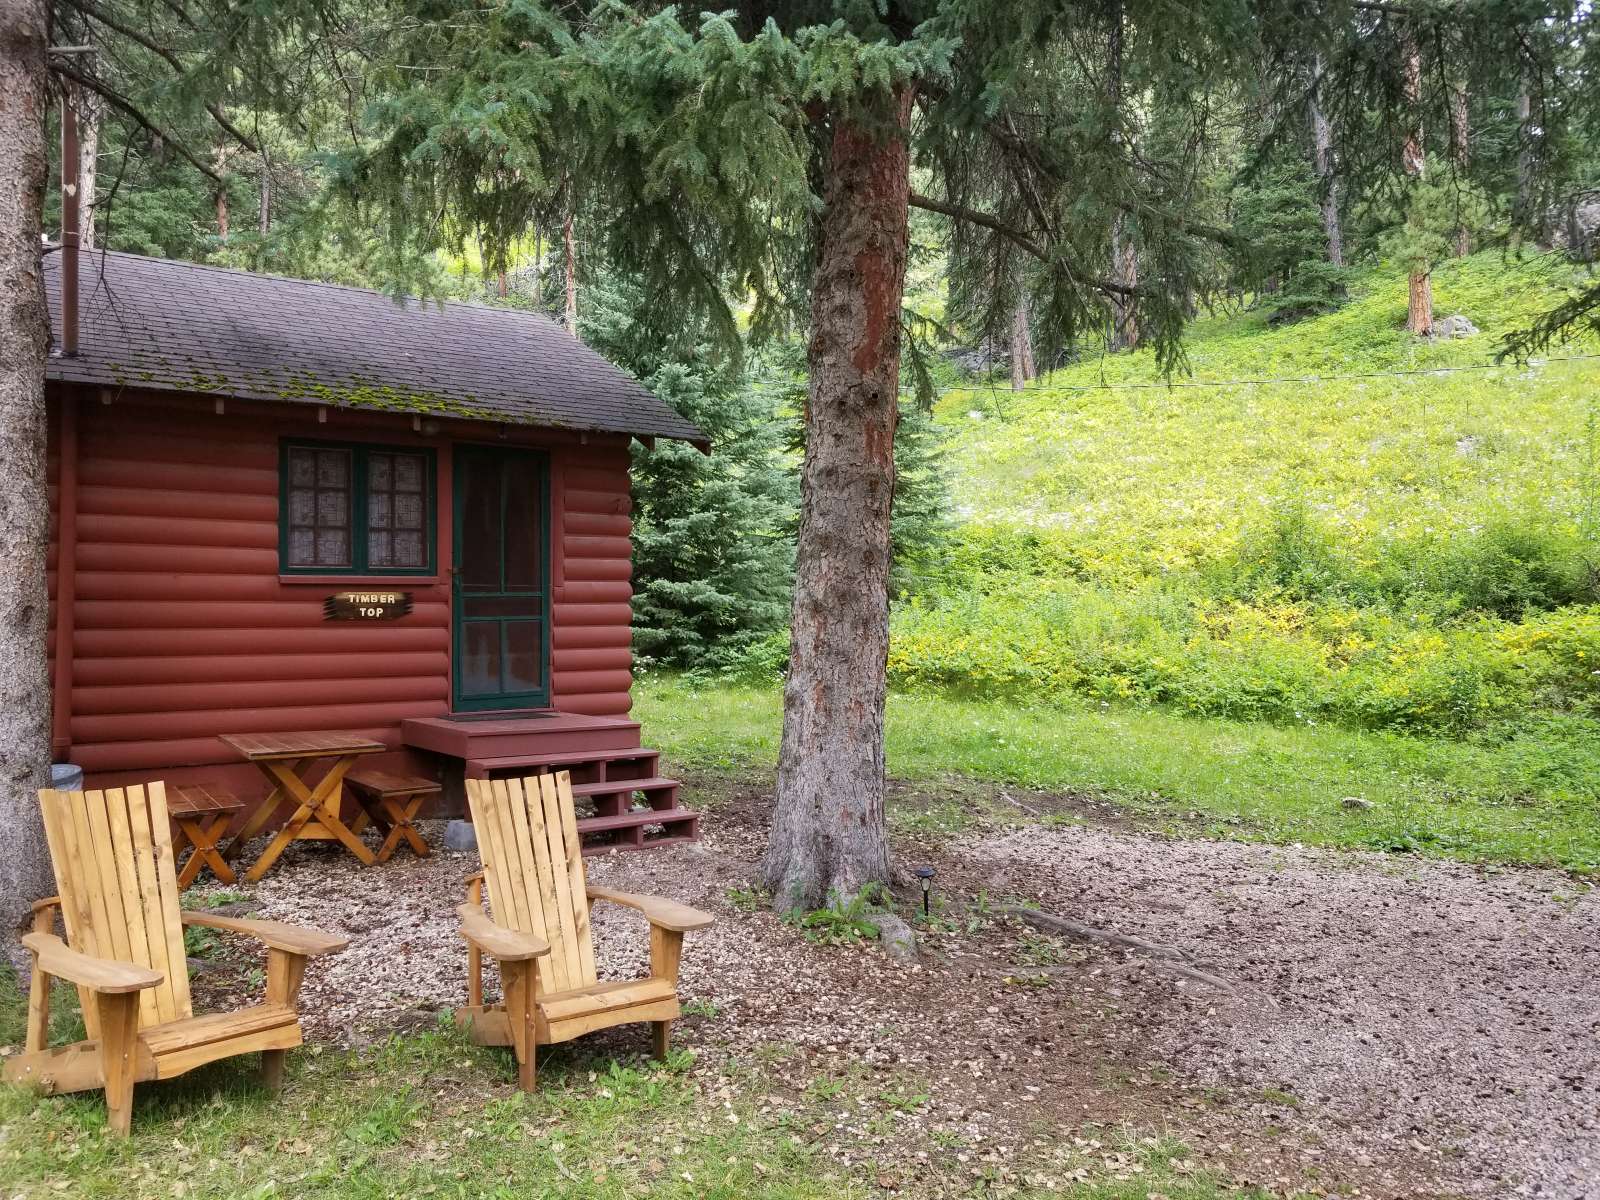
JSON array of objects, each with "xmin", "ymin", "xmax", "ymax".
[{"xmin": 452, "ymin": 446, "xmax": 551, "ymax": 711}]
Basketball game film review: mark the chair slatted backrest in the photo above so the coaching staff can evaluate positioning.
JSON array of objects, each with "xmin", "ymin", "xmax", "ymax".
[
  {"xmin": 465, "ymin": 773, "xmax": 597, "ymax": 994},
  {"xmin": 37, "ymin": 782, "xmax": 192, "ymax": 1033}
]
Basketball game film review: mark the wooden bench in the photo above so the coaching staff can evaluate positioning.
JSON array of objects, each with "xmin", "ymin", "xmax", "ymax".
[
  {"xmin": 168, "ymin": 784, "xmax": 245, "ymax": 889},
  {"xmin": 345, "ymin": 770, "xmax": 440, "ymax": 862}
]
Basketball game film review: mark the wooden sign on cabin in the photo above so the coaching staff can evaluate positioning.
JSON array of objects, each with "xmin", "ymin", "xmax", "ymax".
[{"xmin": 324, "ymin": 591, "xmax": 413, "ymax": 621}]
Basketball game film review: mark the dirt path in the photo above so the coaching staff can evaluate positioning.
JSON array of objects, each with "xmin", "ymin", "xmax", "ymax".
[{"xmin": 199, "ymin": 784, "xmax": 1598, "ymax": 1199}]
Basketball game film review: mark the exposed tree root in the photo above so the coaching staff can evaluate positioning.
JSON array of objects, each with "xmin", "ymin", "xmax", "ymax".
[{"xmin": 996, "ymin": 904, "xmax": 1276, "ymax": 1005}]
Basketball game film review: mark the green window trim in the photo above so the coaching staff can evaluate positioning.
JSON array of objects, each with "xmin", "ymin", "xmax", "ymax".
[{"xmin": 278, "ymin": 438, "xmax": 438, "ymax": 577}]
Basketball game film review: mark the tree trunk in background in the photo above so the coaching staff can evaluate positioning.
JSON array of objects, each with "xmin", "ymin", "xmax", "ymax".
[
  {"xmin": 1309, "ymin": 55, "xmax": 1342, "ymax": 266},
  {"xmin": 1515, "ymin": 82, "xmax": 1534, "ymax": 238},
  {"xmin": 0, "ymin": 0, "xmax": 56, "ymax": 935},
  {"xmin": 1402, "ymin": 31, "xmax": 1432, "ymax": 336},
  {"xmin": 1105, "ymin": 1, "xmax": 1138, "ymax": 350},
  {"xmin": 213, "ymin": 143, "xmax": 231, "ymax": 242},
  {"xmin": 1009, "ymin": 293, "xmax": 1034, "ymax": 390},
  {"xmin": 74, "ymin": 84, "xmax": 98, "ymax": 250},
  {"xmin": 1450, "ymin": 79, "xmax": 1470, "ymax": 256},
  {"xmin": 562, "ymin": 196, "xmax": 578, "ymax": 333},
  {"xmin": 1110, "ymin": 217, "xmax": 1138, "ymax": 348},
  {"xmin": 258, "ymin": 145, "xmax": 271, "ymax": 236},
  {"xmin": 762, "ymin": 87, "xmax": 911, "ymax": 912}
]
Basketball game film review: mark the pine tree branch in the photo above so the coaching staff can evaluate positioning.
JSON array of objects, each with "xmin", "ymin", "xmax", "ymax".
[
  {"xmin": 48, "ymin": 58, "xmax": 224, "ymax": 185},
  {"xmin": 57, "ymin": 0, "xmax": 260, "ymax": 154},
  {"xmin": 907, "ymin": 191, "xmax": 1137, "ymax": 298}
]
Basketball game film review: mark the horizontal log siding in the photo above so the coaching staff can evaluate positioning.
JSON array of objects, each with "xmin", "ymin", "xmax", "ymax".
[
  {"xmin": 550, "ymin": 452, "xmax": 634, "ymax": 717},
  {"xmin": 48, "ymin": 388, "xmax": 637, "ymax": 785}
]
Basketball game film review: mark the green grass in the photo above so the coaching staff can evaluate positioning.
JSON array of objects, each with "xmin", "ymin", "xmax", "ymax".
[
  {"xmin": 857, "ymin": 252, "xmax": 1600, "ymax": 739},
  {"xmin": 0, "ymin": 972, "xmax": 1266, "ymax": 1199},
  {"xmin": 939, "ymin": 251, "xmax": 1600, "ymax": 576},
  {"xmin": 637, "ymin": 676, "xmax": 1600, "ymax": 872}
]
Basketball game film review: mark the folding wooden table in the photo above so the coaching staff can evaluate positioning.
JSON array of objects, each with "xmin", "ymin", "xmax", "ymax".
[{"xmin": 218, "ymin": 731, "xmax": 387, "ymax": 882}]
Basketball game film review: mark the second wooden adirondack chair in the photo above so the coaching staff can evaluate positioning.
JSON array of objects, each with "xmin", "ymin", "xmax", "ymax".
[
  {"xmin": 4, "ymin": 782, "xmax": 348, "ymax": 1134},
  {"xmin": 456, "ymin": 773, "xmax": 713, "ymax": 1089}
]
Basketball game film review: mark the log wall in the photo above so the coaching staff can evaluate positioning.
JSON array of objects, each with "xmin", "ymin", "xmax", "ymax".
[{"xmin": 47, "ymin": 385, "xmax": 635, "ymax": 790}]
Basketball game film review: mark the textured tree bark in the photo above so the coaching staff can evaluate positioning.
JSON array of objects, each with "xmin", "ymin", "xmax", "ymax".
[
  {"xmin": 1401, "ymin": 31, "xmax": 1431, "ymax": 337},
  {"xmin": 74, "ymin": 84, "xmax": 98, "ymax": 250},
  {"xmin": 1110, "ymin": 217, "xmax": 1139, "ymax": 349},
  {"xmin": 762, "ymin": 87, "xmax": 911, "ymax": 912},
  {"xmin": 1515, "ymin": 82, "xmax": 1534, "ymax": 238},
  {"xmin": 1450, "ymin": 80, "xmax": 1470, "ymax": 257},
  {"xmin": 1309, "ymin": 55, "xmax": 1342, "ymax": 267},
  {"xmin": 1009, "ymin": 293, "xmax": 1034, "ymax": 389},
  {"xmin": 0, "ymin": 0, "xmax": 56, "ymax": 935}
]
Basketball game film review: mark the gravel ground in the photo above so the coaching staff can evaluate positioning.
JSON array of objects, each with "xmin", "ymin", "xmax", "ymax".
[
  {"xmin": 962, "ymin": 826, "xmax": 1600, "ymax": 1200},
  {"xmin": 194, "ymin": 789, "xmax": 1599, "ymax": 1199}
]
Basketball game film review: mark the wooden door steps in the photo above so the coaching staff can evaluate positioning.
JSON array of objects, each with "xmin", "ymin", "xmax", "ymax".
[{"xmin": 400, "ymin": 714, "xmax": 696, "ymax": 854}]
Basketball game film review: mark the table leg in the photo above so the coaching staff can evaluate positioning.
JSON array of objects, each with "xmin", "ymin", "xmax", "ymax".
[
  {"xmin": 375, "ymin": 796, "xmax": 431, "ymax": 861},
  {"xmin": 245, "ymin": 763, "xmax": 333, "ymax": 882},
  {"xmin": 177, "ymin": 816, "xmax": 239, "ymax": 889},
  {"xmin": 306, "ymin": 757, "xmax": 377, "ymax": 866},
  {"xmin": 222, "ymin": 758, "xmax": 308, "ymax": 862},
  {"xmin": 191, "ymin": 815, "xmax": 237, "ymax": 886}
]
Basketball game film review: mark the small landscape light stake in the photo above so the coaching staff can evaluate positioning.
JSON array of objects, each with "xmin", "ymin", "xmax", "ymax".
[{"xmin": 915, "ymin": 865, "xmax": 936, "ymax": 917}]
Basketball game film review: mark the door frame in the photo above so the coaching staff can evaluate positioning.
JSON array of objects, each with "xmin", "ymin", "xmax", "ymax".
[{"xmin": 450, "ymin": 443, "xmax": 553, "ymax": 713}]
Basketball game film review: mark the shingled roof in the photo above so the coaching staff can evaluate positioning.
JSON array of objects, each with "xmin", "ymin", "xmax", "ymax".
[{"xmin": 42, "ymin": 249, "xmax": 707, "ymax": 446}]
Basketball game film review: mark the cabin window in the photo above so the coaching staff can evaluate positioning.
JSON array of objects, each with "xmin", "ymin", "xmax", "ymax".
[{"xmin": 280, "ymin": 441, "xmax": 435, "ymax": 575}]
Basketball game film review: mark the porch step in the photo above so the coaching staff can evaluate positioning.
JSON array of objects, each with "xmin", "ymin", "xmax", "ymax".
[
  {"xmin": 571, "ymin": 776, "xmax": 678, "ymax": 809},
  {"xmin": 577, "ymin": 806, "xmax": 700, "ymax": 855},
  {"xmin": 468, "ymin": 747, "xmax": 660, "ymax": 781}
]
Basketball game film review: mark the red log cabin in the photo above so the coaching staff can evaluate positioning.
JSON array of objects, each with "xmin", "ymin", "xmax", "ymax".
[{"xmin": 42, "ymin": 249, "xmax": 708, "ymax": 852}]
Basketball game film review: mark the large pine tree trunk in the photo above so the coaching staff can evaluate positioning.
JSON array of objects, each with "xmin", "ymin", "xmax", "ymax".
[
  {"xmin": 0, "ymin": 0, "xmax": 56, "ymax": 935},
  {"xmin": 762, "ymin": 87, "xmax": 911, "ymax": 912},
  {"xmin": 1309, "ymin": 55, "xmax": 1343, "ymax": 267}
]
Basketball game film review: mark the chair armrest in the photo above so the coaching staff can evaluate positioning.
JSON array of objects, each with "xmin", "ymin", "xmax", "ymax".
[
  {"xmin": 466, "ymin": 870, "xmax": 484, "ymax": 886},
  {"xmin": 30, "ymin": 897, "xmax": 61, "ymax": 934},
  {"xmin": 586, "ymin": 886, "xmax": 714, "ymax": 932},
  {"xmin": 457, "ymin": 904, "xmax": 549, "ymax": 962},
  {"xmin": 181, "ymin": 911, "xmax": 348, "ymax": 957},
  {"xmin": 21, "ymin": 932, "xmax": 163, "ymax": 994}
]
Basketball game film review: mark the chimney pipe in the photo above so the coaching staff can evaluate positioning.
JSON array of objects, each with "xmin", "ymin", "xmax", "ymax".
[{"xmin": 61, "ymin": 95, "xmax": 80, "ymax": 358}]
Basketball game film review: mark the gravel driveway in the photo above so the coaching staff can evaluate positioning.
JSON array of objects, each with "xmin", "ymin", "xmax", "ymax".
[{"xmin": 202, "ymin": 787, "xmax": 1598, "ymax": 1199}]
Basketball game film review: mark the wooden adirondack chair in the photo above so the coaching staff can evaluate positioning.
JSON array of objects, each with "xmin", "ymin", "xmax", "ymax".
[
  {"xmin": 4, "ymin": 782, "xmax": 349, "ymax": 1134},
  {"xmin": 456, "ymin": 772, "xmax": 712, "ymax": 1090}
]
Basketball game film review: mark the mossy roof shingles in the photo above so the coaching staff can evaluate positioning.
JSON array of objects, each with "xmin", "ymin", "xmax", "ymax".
[{"xmin": 43, "ymin": 249, "xmax": 706, "ymax": 444}]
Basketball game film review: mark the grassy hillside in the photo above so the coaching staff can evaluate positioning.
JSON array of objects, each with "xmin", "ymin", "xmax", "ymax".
[
  {"xmin": 936, "ymin": 251, "xmax": 1600, "ymax": 582},
  {"xmin": 874, "ymin": 252, "xmax": 1600, "ymax": 744}
]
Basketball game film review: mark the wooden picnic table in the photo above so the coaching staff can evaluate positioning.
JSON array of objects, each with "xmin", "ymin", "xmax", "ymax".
[{"xmin": 218, "ymin": 731, "xmax": 387, "ymax": 882}]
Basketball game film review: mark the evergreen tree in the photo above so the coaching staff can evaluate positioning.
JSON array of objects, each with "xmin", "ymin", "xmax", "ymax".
[
  {"xmin": 578, "ymin": 280, "xmax": 798, "ymax": 671},
  {"xmin": 1230, "ymin": 156, "xmax": 1348, "ymax": 322}
]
